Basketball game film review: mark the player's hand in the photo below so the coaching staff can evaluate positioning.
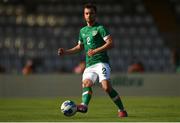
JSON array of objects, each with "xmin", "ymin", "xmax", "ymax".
[
  {"xmin": 87, "ymin": 49, "xmax": 96, "ymax": 57},
  {"xmin": 58, "ymin": 48, "xmax": 65, "ymax": 56}
]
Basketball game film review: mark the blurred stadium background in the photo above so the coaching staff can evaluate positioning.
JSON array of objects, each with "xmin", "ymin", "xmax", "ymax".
[{"xmin": 0, "ymin": 0, "xmax": 179, "ymax": 74}]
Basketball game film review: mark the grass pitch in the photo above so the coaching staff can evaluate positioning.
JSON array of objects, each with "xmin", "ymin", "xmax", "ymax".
[{"xmin": 0, "ymin": 96, "xmax": 180, "ymax": 122}]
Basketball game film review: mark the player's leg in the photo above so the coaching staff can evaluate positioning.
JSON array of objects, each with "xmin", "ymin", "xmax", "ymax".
[
  {"xmin": 82, "ymin": 79, "xmax": 93, "ymax": 106},
  {"xmin": 77, "ymin": 79, "xmax": 93, "ymax": 113},
  {"xmin": 97, "ymin": 63, "xmax": 127, "ymax": 117},
  {"xmin": 77, "ymin": 67, "xmax": 98, "ymax": 113},
  {"xmin": 101, "ymin": 80, "xmax": 128, "ymax": 117}
]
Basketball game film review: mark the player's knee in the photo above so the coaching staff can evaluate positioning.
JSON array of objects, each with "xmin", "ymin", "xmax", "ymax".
[
  {"xmin": 101, "ymin": 80, "xmax": 112, "ymax": 93},
  {"xmin": 102, "ymin": 85, "xmax": 112, "ymax": 93},
  {"xmin": 82, "ymin": 79, "xmax": 93, "ymax": 88},
  {"xmin": 102, "ymin": 86, "xmax": 109, "ymax": 92}
]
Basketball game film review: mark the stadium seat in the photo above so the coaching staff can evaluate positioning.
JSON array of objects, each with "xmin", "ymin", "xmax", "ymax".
[{"xmin": 0, "ymin": 0, "xmax": 175, "ymax": 73}]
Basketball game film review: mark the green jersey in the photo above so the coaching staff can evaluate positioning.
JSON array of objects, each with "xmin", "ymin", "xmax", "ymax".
[{"xmin": 78, "ymin": 23, "xmax": 110, "ymax": 67}]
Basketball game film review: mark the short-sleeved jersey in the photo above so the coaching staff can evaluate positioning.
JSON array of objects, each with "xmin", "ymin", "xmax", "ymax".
[{"xmin": 78, "ymin": 23, "xmax": 110, "ymax": 68}]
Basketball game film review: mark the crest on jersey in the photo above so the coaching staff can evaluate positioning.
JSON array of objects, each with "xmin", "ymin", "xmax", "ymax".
[
  {"xmin": 82, "ymin": 33, "xmax": 86, "ymax": 37},
  {"xmin": 92, "ymin": 30, "xmax": 98, "ymax": 36}
]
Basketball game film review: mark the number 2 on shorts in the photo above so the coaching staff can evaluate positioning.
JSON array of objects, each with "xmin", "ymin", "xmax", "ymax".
[{"xmin": 102, "ymin": 67, "xmax": 107, "ymax": 75}]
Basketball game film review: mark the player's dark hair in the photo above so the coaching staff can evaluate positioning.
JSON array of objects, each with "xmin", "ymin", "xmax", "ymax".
[{"xmin": 83, "ymin": 3, "xmax": 97, "ymax": 13}]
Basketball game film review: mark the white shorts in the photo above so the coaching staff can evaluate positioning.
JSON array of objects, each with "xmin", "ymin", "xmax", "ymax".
[{"xmin": 82, "ymin": 62, "xmax": 111, "ymax": 83}]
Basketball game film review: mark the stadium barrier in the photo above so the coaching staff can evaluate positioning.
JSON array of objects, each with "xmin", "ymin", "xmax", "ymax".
[{"xmin": 0, "ymin": 74, "xmax": 179, "ymax": 97}]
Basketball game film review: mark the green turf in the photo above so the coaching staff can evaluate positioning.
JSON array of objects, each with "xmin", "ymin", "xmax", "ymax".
[{"xmin": 0, "ymin": 96, "xmax": 180, "ymax": 122}]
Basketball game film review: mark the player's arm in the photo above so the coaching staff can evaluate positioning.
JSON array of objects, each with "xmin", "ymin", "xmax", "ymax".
[
  {"xmin": 88, "ymin": 35, "xmax": 113, "ymax": 57},
  {"xmin": 58, "ymin": 43, "xmax": 84, "ymax": 56}
]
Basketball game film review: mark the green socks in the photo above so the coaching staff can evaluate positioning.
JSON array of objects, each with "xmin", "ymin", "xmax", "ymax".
[
  {"xmin": 82, "ymin": 87, "xmax": 124, "ymax": 111},
  {"xmin": 82, "ymin": 87, "xmax": 92, "ymax": 105},
  {"xmin": 108, "ymin": 89, "xmax": 124, "ymax": 111}
]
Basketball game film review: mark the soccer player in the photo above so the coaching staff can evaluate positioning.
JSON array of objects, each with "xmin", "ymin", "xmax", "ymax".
[{"xmin": 58, "ymin": 3, "xmax": 128, "ymax": 117}]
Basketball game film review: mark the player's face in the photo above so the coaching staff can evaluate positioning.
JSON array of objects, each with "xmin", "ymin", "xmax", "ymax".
[{"xmin": 84, "ymin": 8, "xmax": 96, "ymax": 23}]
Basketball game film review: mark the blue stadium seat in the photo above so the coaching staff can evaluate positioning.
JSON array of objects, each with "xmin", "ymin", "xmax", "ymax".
[{"xmin": 0, "ymin": 0, "xmax": 174, "ymax": 73}]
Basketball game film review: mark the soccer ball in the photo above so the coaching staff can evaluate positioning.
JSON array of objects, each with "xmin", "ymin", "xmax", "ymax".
[{"xmin": 61, "ymin": 100, "xmax": 77, "ymax": 117}]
